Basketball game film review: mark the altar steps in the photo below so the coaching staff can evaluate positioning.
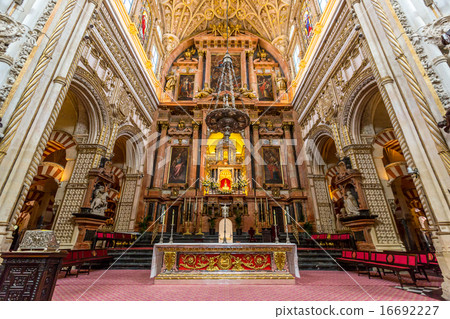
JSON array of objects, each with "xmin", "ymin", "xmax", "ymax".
[
  {"xmin": 297, "ymin": 250, "xmax": 342, "ymax": 271},
  {"xmin": 108, "ymin": 249, "xmax": 153, "ymax": 269}
]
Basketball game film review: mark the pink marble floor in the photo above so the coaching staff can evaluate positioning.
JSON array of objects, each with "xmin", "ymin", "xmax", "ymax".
[{"xmin": 52, "ymin": 270, "xmax": 443, "ymax": 301}]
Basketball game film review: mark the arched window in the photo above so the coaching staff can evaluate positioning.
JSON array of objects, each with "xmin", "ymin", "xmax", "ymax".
[
  {"xmin": 317, "ymin": 0, "xmax": 329, "ymax": 12},
  {"xmin": 293, "ymin": 45, "xmax": 300, "ymax": 74},
  {"xmin": 138, "ymin": 1, "xmax": 152, "ymax": 46},
  {"xmin": 301, "ymin": 1, "xmax": 314, "ymax": 44},
  {"xmin": 123, "ymin": 0, "xmax": 133, "ymax": 14},
  {"xmin": 151, "ymin": 45, "xmax": 159, "ymax": 73}
]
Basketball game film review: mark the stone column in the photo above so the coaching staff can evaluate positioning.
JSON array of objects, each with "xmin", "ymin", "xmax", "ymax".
[
  {"xmin": 244, "ymin": 125, "xmax": 252, "ymax": 192},
  {"xmin": 204, "ymin": 50, "xmax": 212, "ymax": 87},
  {"xmin": 115, "ymin": 174, "xmax": 140, "ymax": 232},
  {"xmin": 283, "ymin": 124, "xmax": 299, "ymax": 189},
  {"xmin": 0, "ymin": 0, "xmax": 100, "ymax": 250},
  {"xmin": 240, "ymin": 50, "xmax": 247, "ymax": 88},
  {"xmin": 188, "ymin": 123, "xmax": 200, "ymax": 186},
  {"xmin": 354, "ymin": 0, "xmax": 450, "ymax": 298},
  {"xmin": 199, "ymin": 111, "xmax": 208, "ymax": 183},
  {"xmin": 52, "ymin": 144, "xmax": 106, "ymax": 249},
  {"xmin": 153, "ymin": 122, "xmax": 169, "ymax": 188},
  {"xmin": 252, "ymin": 123, "xmax": 263, "ymax": 187},
  {"xmin": 194, "ymin": 50, "xmax": 205, "ymax": 94},
  {"xmin": 247, "ymin": 51, "xmax": 257, "ymax": 92}
]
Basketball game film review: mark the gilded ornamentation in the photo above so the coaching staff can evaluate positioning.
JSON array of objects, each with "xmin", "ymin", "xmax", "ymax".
[
  {"xmin": 179, "ymin": 253, "xmax": 271, "ymax": 271},
  {"xmin": 164, "ymin": 71, "xmax": 176, "ymax": 92},
  {"xmin": 164, "ymin": 252, "xmax": 177, "ymax": 271},
  {"xmin": 273, "ymin": 252, "xmax": 286, "ymax": 271}
]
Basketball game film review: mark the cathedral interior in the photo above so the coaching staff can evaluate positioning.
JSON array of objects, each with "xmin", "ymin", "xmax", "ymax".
[{"xmin": 1, "ymin": 0, "xmax": 450, "ymax": 303}]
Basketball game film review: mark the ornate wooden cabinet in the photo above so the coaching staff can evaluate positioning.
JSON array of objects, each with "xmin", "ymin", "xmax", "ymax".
[{"xmin": 0, "ymin": 251, "xmax": 67, "ymax": 301}]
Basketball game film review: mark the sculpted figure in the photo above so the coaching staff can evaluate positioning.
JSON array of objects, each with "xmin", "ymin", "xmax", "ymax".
[
  {"xmin": 238, "ymin": 84, "xmax": 256, "ymax": 99},
  {"xmin": 91, "ymin": 185, "xmax": 109, "ymax": 216},
  {"xmin": 194, "ymin": 83, "xmax": 214, "ymax": 98},
  {"xmin": 164, "ymin": 71, "xmax": 176, "ymax": 92},
  {"xmin": 342, "ymin": 190, "xmax": 360, "ymax": 216},
  {"xmin": 276, "ymin": 74, "xmax": 287, "ymax": 92}
]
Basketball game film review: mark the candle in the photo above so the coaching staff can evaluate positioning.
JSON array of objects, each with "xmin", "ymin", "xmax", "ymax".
[
  {"xmin": 283, "ymin": 209, "xmax": 288, "ymax": 226},
  {"xmin": 273, "ymin": 210, "xmax": 277, "ymax": 225},
  {"xmin": 171, "ymin": 210, "xmax": 174, "ymax": 225}
]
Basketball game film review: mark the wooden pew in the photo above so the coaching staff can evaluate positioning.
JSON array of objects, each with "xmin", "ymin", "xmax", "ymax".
[{"xmin": 61, "ymin": 249, "xmax": 112, "ymax": 277}]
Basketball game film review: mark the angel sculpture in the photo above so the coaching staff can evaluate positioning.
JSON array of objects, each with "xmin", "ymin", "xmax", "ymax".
[
  {"xmin": 195, "ymin": 83, "xmax": 214, "ymax": 99},
  {"xmin": 238, "ymin": 84, "xmax": 257, "ymax": 99},
  {"xmin": 184, "ymin": 48, "xmax": 196, "ymax": 60}
]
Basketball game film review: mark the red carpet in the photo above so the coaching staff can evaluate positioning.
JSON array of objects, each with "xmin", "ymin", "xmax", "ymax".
[{"xmin": 52, "ymin": 270, "xmax": 442, "ymax": 301}]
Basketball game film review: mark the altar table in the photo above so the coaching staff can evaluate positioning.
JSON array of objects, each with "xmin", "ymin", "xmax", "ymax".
[{"xmin": 150, "ymin": 243, "xmax": 300, "ymax": 284}]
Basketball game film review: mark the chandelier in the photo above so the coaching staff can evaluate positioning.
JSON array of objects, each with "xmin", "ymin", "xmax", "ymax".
[{"xmin": 205, "ymin": 0, "xmax": 250, "ymax": 142}]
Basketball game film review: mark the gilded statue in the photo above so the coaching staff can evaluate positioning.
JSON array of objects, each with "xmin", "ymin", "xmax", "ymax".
[
  {"xmin": 194, "ymin": 83, "xmax": 214, "ymax": 98},
  {"xmin": 257, "ymin": 48, "xmax": 268, "ymax": 61},
  {"xmin": 238, "ymin": 84, "xmax": 256, "ymax": 99},
  {"xmin": 183, "ymin": 47, "xmax": 196, "ymax": 60},
  {"xmin": 164, "ymin": 71, "xmax": 176, "ymax": 92},
  {"xmin": 276, "ymin": 74, "xmax": 287, "ymax": 92}
]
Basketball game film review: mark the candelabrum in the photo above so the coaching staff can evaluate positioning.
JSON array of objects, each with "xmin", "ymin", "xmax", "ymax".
[
  {"xmin": 195, "ymin": 211, "xmax": 204, "ymax": 235},
  {"xmin": 169, "ymin": 222, "xmax": 174, "ymax": 244}
]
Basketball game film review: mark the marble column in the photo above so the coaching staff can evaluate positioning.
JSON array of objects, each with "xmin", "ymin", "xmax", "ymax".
[
  {"xmin": 354, "ymin": 0, "xmax": 450, "ymax": 299},
  {"xmin": 153, "ymin": 122, "xmax": 169, "ymax": 188},
  {"xmin": 244, "ymin": 125, "xmax": 252, "ymax": 192},
  {"xmin": 204, "ymin": 50, "xmax": 212, "ymax": 87},
  {"xmin": 252, "ymin": 123, "xmax": 263, "ymax": 187},
  {"xmin": 188, "ymin": 123, "xmax": 200, "ymax": 186},
  {"xmin": 199, "ymin": 111, "xmax": 208, "ymax": 183},
  {"xmin": 0, "ymin": 0, "xmax": 99, "ymax": 250},
  {"xmin": 195, "ymin": 50, "xmax": 205, "ymax": 94},
  {"xmin": 283, "ymin": 124, "xmax": 299, "ymax": 189},
  {"xmin": 247, "ymin": 51, "xmax": 257, "ymax": 92}
]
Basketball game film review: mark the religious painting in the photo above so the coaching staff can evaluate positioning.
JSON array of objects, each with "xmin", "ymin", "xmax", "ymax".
[
  {"xmin": 263, "ymin": 147, "xmax": 283, "ymax": 185},
  {"xmin": 138, "ymin": 1, "xmax": 151, "ymax": 47},
  {"xmin": 168, "ymin": 146, "xmax": 189, "ymax": 184},
  {"xmin": 210, "ymin": 53, "xmax": 241, "ymax": 92},
  {"xmin": 301, "ymin": 2, "xmax": 314, "ymax": 45},
  {"xmin": 178, "ymin": 74, "xmax": 195, "ymax": 100},
  {"xmin": 257, "ymin": 75, "xmax": 274, "ymax": 101}
]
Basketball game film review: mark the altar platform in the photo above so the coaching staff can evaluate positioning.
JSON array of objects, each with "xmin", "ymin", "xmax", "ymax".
[{"xmin": 150, "ymin": 243, "xmax": 300, "ymax": 285}]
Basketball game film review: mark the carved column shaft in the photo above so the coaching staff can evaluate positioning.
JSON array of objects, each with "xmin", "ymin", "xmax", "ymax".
[
  {"xmin": 188, "ymin": 124, "xmax": 199, "ymax": 186},
  {"xmin": 252, "ymin": 124, "xmax": 263, "ymax": 187},
  {"xmin": 153, "ymin": 123, "xmax": 168, "ymax": 188},
  {"xmin": 283, "ymin": 124, "xmax": 299, "ymax": 189}
]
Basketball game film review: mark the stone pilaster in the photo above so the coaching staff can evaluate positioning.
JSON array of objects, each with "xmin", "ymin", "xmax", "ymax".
[
  {"xmin": 52, "ymin": 144, "xmax": 106, "ymax": 248},
  {"xmin": 283, "ymin": 124, "xmax": 299, "ymax": 189},
  {"xmin": 115, "ymin": 174, "xmax": 140, "ymax": 232},
  {"xmin": 344, "ymin": 143, "xmax": 404, "ymax": 250},
  {"xmin": 153, "ymin": 122, "xmax": 169, "ymax": 188},
  {"xmin": 310, "ymin": 175, "xmax": 335, "ymax": 233}
]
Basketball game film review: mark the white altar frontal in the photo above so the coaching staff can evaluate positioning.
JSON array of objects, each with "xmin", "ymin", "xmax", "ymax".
[{"xmin": 150, "ymin": 243, "xmax": 300, "ymax": 285}]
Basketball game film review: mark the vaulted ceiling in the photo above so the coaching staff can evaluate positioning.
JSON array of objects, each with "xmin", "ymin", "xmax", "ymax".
[{"xmin": 160, "ymin": 0, "xmax": 296, "ymax": 44}]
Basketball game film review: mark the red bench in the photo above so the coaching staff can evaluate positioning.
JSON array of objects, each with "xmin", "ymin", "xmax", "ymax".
[
  {"xmin": 418, "ymin": 252, "xmax": 441, "ymax": 276},
  {"xmin": 92, "ymin": 232, "xmax": 137, "ymax": 249},
  {"xmin": 337, "ymin": 250, "xmax": 427, "ymax": 288},
  {"xmin": 61, "ymin": 249, "xmax": 112, "ymax": 277}
]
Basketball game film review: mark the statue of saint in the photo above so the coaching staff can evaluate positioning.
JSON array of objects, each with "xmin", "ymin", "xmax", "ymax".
[
  {"xmin": 342, "ymin": 190, "xmax": 360, "ymax": 216},
  {"xmin": 91, "ymin": 185, "xmax": 109, "ymax": 216},
  {"xmin": 164, "ymin": 71, "xmax": 176, "ymax": 92},
  {"xmin": 276, "ymin": 74, "xmax": 287, "ymax": 92}
]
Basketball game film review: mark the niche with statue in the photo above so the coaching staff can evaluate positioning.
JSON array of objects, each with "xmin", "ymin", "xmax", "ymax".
[{"xmin": 334, "ymin": 158, "xmax": 378, "ymax": 250}]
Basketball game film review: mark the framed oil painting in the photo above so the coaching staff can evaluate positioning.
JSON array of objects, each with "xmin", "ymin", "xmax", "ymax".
[
  {"xmin": 210, "ymin": 53, "xmax": 241, "ymax": 92},
  {"xmin": 178, "ymin": 74, "xmax": 195, "ymax": 100},
  {"xmin": 168, "ymin": 146, "xmax": 189, "ymax": 184},
  {"xmin": 263, "ymin": 147, "xmax": 283, "ymax": 185},
  {"xmin": 257, "ymin": 75, "xmax": 274, "ymax": 101}
]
